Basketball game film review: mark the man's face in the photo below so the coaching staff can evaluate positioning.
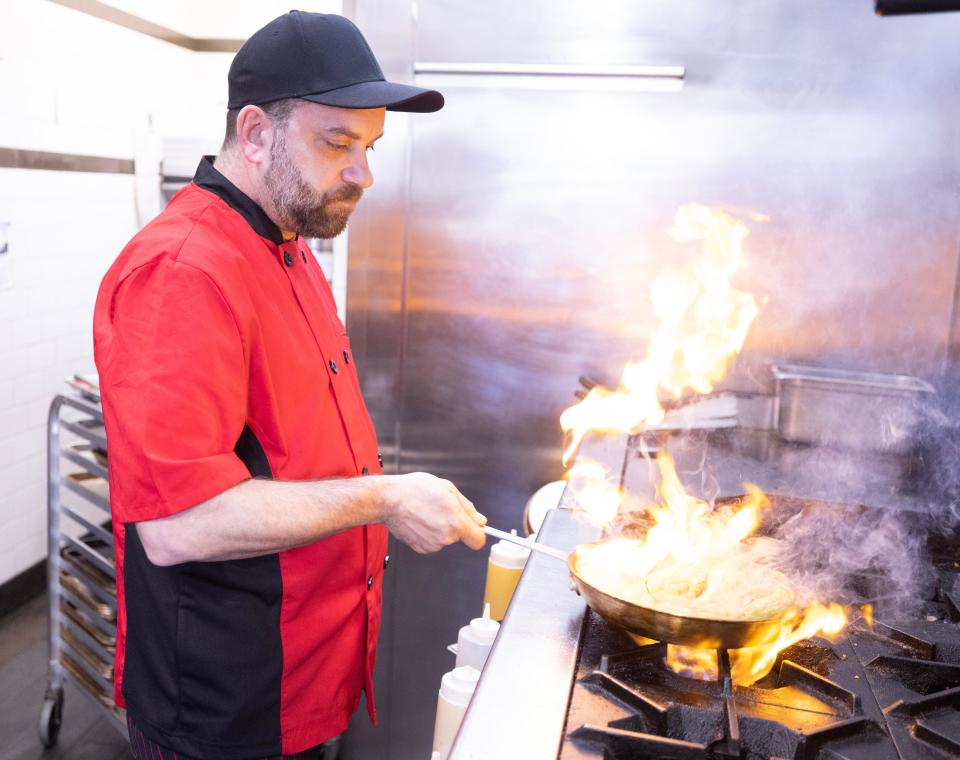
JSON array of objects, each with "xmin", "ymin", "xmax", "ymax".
[{"xmin": 264, "ymin": 102, "xmax": 385, "ymax": 239}]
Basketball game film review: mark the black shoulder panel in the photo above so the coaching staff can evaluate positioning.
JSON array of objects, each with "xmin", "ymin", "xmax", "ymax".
[{"xmin": 234, "ymin": 423, "xmax": 273, "ymax": 479}]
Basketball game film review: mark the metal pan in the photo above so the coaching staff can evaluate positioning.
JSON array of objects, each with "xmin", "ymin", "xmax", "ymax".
[
  {"xmin": 484, "ymin": 528, "xmax": 789, "ymax": 649},
  {"xmin": 568, "ymin": 542, "xmax": 790, "ymax": 649}
]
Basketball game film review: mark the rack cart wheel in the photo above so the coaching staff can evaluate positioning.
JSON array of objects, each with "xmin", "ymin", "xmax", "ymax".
[{"xmin": 38, "ymin": 687, "xmax": 64, "ymax": 748}]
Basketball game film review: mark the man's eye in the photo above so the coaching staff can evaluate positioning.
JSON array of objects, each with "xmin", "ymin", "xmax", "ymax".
[{"xmin": 326, "ymin": 141, "xmax": 350, "ymax": 151}]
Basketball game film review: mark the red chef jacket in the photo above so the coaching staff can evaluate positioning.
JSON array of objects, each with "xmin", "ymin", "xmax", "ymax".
[{"xmin": 93, "ymin": 156, "xmax": 388, "ymax": 758}]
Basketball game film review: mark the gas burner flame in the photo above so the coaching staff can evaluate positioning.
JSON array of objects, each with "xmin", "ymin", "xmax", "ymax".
[{"xmin": 665, "ymin": 601, "xmax": 848, "ymax": 686}]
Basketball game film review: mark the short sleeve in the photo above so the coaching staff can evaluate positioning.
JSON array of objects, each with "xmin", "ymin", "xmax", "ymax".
[{"xmin": 95, "ymin": 259, "xmax": 252, "ymax": 523}]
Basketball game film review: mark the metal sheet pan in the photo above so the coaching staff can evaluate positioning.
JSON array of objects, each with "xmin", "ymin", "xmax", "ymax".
[
  {"xmin": 61, "ymin": 601, "xmax": 116, "ymax": 649},
  {"xmin": 59, "ymin": 571, "xmax": 115, "ymax": 622},
  {"xmin": 61, "ymin": 624, "xmax": 113, "ymax": 679},
  {"xmin": 61, "ymin": 543, "xmax": 116, "ymax": 594},
  {"xmin": 61, "ymin": 652, "xmax": 114, "ymax": 709}
]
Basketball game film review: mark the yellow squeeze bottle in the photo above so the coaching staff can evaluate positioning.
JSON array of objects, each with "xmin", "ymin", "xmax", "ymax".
[{"xmin": 482, "ymin": 530, "xmax": 530, "ymax": 621}]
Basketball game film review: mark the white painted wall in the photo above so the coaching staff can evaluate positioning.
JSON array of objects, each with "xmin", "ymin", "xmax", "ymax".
[{"xmin": 0, "ymin": 0, "xmax": 342, "ymax": 587}]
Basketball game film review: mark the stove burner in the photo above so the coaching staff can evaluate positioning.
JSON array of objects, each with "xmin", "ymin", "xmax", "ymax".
[
  {"xmin": 563, "ymin": 596, "xmax": 960, "ymax": 759},
  {"xmin": 554, "ymin": 431, "xmax": 960, "ymax": 759}
]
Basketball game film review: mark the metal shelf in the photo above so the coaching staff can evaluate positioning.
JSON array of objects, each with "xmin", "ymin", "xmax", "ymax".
[
  {"xmin": 60, "ymin": 588, "xmax": 117, "ymax": 638},
  {"xmin": 62, "ymin": 445, "xmax": 108, "ymax": 481},
  {"xmin": 60, "ymin": 421, "xmax": 107, "ymax": 451},
  {"xmin": 42, "ymin": 393, "xmax": 126, "ymax": 745},
  {"xmin": 61, "ymin": 617, "xmax": 115, "ymax": 672},
  {"xmin": 60, "ymin": 504, "xmax": 112, "ymax": 546},
  {"xmin": 61, "ymin": 534, "xmax": 115, "ymax": 580}
]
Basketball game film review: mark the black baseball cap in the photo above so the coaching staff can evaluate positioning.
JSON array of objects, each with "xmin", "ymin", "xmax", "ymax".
[{"xmin": 228, "ymin": 11, "xmax": 444, "ymax": 113}]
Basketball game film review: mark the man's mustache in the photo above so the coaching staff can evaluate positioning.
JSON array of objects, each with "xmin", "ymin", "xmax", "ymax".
[{"xmin": 327, "ymin": 185, "xmax": 363, "ymax": 203}]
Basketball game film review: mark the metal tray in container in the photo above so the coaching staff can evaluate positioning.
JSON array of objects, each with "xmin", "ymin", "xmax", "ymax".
[
  {"xmin": 61, "ymin": 544, "xmax": 115, "ymax": 596},
  {"xmin": 59, "ymin": 571, "xmax": 116, "ymax": 622},
  {"xmin": 61, "ymin": 626, "xmax": 113, "ymax": 680},
  {"xmin": 61, "ymin": 601, "xmax": 116, "ymax": 650},
  {"xmin": 772, "ymin": 364, "xmax": 935, "ymax": 453},
  {"xmin": 61, "ymin": 652, "xmax": 114, "ymax": 709}
]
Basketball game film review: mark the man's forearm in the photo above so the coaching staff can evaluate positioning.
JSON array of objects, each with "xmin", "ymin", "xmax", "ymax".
[{"xmin": 137, "ymin": 476, "xmax": 386, "ymax": 566}]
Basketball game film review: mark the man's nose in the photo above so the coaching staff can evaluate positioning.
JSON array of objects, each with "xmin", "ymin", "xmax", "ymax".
[{"xmin": 342, "ymin": 150, "xmax": 374, "ymax": 189}]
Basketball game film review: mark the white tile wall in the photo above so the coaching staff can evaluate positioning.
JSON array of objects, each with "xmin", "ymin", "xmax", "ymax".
[
  {"xmin": 0, "ymin": 9, "xmax": 159, "ymax": 589},
  {"xmin": 0, "ymin": 0, "xmax": 345, "ymax": 587},
  {"xmin": 0, "ymin": 168, "xmax": 137, "ymax": 584},
  {"xmin": 0, "ymin": 2, "xmax": 166, "ymax": 589}
]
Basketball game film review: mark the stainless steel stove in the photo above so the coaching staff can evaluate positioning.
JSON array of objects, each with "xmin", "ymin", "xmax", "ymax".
[
  {"xmin": 450, "ymin": 431, "xmax": 960, "ymax": 760},
  {"xmin": 562, "ymin": 533, "xmax": 960, "ymax": 759}
]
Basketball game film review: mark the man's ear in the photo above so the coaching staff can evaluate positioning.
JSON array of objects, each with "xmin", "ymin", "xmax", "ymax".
[{"xmin": 235, "ymin": 105, "xmax": 273, "ymax": 166}]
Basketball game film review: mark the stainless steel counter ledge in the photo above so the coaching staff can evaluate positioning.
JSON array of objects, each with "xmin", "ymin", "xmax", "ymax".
[{"xmin": 449, "ymin": 506, "xmax": 601, "ymax": 760}]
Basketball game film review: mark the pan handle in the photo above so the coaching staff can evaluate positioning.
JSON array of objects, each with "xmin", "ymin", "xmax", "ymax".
[{"xmin": 483, "ymin": 526, "xmax": 569, "ymax": 562}]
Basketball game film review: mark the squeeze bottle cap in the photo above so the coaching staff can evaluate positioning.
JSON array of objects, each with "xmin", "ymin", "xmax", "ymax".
[
  {"xmin": 439, "ymin": 665, "xmax": 481, "ymax": 708},
  {"xmin": 469, "ymin": 603, "xmax": 499, "ymax": 643},
  {"xmin": 490, "ymin": 529, "xmax": 530, "ymax": 569}
]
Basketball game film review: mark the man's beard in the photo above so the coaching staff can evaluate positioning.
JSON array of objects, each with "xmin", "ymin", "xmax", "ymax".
[{"xmin": 264, "ymin": 133, "xmax": 362, "ymax": 239}]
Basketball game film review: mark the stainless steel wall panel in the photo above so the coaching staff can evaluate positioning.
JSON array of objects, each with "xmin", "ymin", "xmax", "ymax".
[
  {"xmin": 346, "ymin": 0, "xmax": 417, "ymax": 451},
  {"xmin": 345, "ymin": 3, "xmax": 960, "ymax": 759},
  {"xmin": 343, "ymin": 4, "xmax": 418, "ymax": 758}
]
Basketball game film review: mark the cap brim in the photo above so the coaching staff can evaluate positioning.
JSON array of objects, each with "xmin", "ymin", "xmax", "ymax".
[{"xmin": 301, "ymin": 79, "xmax": 444, "ymax": 113}]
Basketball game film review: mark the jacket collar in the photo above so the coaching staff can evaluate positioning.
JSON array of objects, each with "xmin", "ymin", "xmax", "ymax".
[{"xmin": 193, "ymin": 156, "xmax": 284, "ymax": 245}]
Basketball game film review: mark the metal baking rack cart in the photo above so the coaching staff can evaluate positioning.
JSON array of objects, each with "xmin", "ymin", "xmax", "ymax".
[{"xmin": 39, "ymin": 381, "xmax": 125, "ymax": 746}]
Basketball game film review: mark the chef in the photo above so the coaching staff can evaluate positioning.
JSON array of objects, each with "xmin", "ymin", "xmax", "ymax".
[{"xmin": 93, "ymin": 11, "xmax": 486, "ymax": 760}]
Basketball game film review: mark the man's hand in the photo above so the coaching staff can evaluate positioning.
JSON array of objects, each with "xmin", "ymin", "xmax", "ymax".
[{"xmin": 379, "ymin": 472, "xmax": 487, "ymax": 553}]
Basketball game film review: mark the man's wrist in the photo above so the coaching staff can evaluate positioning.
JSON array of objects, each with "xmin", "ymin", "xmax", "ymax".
[{"xmin": 365, "ymin": 473, "xmax": 391, "ymax": 525}]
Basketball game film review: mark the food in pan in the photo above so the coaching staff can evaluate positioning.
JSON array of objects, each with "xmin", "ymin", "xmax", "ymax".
[{"xmin": 574, "ymin": 537, "xmax": 795, "ymax": 622}]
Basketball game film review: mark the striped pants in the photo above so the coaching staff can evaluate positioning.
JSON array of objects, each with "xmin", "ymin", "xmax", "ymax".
[{"xmin": 127, "ymin": 714, "xmax": 342, "ymax": 760}]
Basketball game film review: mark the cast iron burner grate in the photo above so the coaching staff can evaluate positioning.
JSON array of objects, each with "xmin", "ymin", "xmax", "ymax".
[{"xmin": 561, "ymin": 568, "xmax": 960, "ymax": 759}]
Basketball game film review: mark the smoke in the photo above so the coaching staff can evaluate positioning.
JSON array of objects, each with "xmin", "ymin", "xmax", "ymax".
[
  {"xmin": 911, "ymin": 373, "xmax": 960, "ymax": 530},
  {"xmin": 614, "ymin": 421, "xmax": 948, "ymax": 618},
  {"xmin": 667, "ymin": 429, "xmax": 723, "ymax": 503},
  {"xmin": 735, "ymin": 431, "xmax": 935, "ymax": 616},
  {"xmin": 771, "ymin": 502, "xmax": 927, "ymax": 614}
]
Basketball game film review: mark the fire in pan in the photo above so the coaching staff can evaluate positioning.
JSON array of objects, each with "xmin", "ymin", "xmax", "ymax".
[{"xmin": 486, "ymin": 526, "xmax": 793, "ymax": 650}]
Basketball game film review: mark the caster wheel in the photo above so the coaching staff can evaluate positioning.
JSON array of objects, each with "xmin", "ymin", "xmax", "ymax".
[{"xmin": 39, "ymin": 689, "xmax": 64, "ymax": 748}]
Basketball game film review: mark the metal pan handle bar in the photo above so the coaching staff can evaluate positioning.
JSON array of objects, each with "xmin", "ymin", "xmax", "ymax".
[{"xmin": 483, "ymin": 525, "xmax": 569, "ymax": 562}]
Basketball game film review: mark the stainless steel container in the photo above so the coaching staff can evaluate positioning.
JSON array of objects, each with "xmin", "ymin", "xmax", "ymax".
[{"xmin": 772, "ymin": 364, "xmax": 935, "ymax": 453}]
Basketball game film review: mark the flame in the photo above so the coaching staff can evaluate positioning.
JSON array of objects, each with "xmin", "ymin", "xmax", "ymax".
[
  {"xmin": 665, "ymin": 602, "xmax": 848, "ymax": 686},
  {"xmin": 575, "ymin": 453, "xmax": 772, "ymax": 601},
  {"xmin": 562, "ymin": 203, "xmax": 851, "ymax": 682},
  {"xmin": 665, "ymin": 645, "xmax": 719, "ymax": 681},
  {"xmin": 564, "ymin": 458, "xmax": 622, "ymax": 525},
  {"xmin": 575, "ymin": 454, "xmax": 851, "ymax": 685},
  {"xmin": 730, "ymin": 602, "xmax": 847, "ymax": 685},
  {"xmin": 619, "ymin": 453, "xmax": 768, "ymax": 573},
  {"xmin": 560, "ymin": 204, "xmax": 759, "ymax": 467}
]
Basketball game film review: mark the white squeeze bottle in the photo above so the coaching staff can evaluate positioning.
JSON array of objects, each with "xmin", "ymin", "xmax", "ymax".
[
  {"xmin": 453, "ymin": 603, "xmax": 499, "ymax": 671},
  {"xmin": 431, "ymin": 665, "xmax": 480, "ymax": 760}
]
